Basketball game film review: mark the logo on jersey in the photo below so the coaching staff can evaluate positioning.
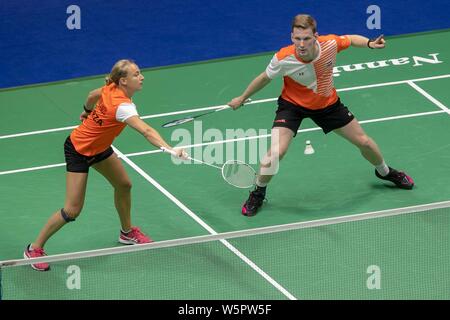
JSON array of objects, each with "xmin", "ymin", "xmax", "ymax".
[{"xmin": 91, "ymin": 109, "xmax": 103, "ymax": 126}]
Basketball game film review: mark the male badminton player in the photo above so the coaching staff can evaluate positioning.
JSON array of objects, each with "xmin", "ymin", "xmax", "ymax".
[
  {"xmin": 24, "ymin": 59, "xmax": 186, "ymax": 271},
  {"xmin": 228, "ymin": 14, "xmax": 414, "ymax": 217}
]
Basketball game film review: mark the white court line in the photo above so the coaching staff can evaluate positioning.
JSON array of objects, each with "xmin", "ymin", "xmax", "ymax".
[
  {"xmin": 337, "ymin": 74, "xmax": 450, "ymax": 92},
  {"xmin": 0, "ymin": 109, "xmax": 446, "ymax": 176},
  {"xmin": 0, "ymin": 163, "xmax": 66, "ymax": 175},
  {"xmin": 111, "ymin": 145, "xmax": 297, "ymax": 300},
  {"xmin": 1, "ymin": 73, "xmax": 449, "ymax": 140},
  {"xmin": 407, "ymin": 81, "xmax": 450, "ymax": 115},
  {"xmin": 126, "ymin": 109, "xmax": 446, "ymax": 158},
  {"xmin": 0, "ymin": 126, "xmax": 77, "ymax": 140}
]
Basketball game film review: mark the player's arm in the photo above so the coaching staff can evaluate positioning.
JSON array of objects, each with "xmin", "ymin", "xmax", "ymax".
[
  {"xmin": 80, "ymin": 88, "xmax": 102, "ymax": 120},
  {"xmin": 348, "ymin": 34, "xmax": 385, "ymax": 49},
  {"xmin": 84, "ymin": 88, "xmax": 102, "ymax": 110},
  {"xmin": 125, "ymin": 115, "xmax": 185, "ymax": 157},
  {"xmin": 228, "ymin": 72, "xmax": 271, "ymax": 109}
]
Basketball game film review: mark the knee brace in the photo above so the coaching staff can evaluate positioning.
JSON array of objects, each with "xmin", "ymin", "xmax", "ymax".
[{"xmin": 61, "ymin": 208, "xmax": 76, "ymax": 223}]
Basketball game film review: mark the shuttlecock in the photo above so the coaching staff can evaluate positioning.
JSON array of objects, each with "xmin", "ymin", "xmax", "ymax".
[{"xmin": 304, "ymin": 140, "xmax": 315, "ymax": 155}]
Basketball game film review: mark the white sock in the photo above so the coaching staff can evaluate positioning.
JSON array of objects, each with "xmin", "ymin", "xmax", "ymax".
[
  {"xmin": 375, "ymin": 161, "xmax": 390, "ymax": 177},
  {"xmin": 121, "ymin": 229, "xmax": 131, "ymax": 234},
  {"xmin": 256, "ymin": 177, "xmax": 268, "ymax": 187}
]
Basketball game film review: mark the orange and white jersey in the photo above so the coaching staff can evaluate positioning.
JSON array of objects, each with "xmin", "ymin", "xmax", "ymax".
[
  {"xmin": 266, "ymin": 34, "xmax": 351, "ymax": 110},
  {"xmin": 70, "ymin": 83, "xmax": 139, "ymax": 156}
]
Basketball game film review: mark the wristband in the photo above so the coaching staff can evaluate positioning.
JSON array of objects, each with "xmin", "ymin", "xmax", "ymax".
[{"xmin": 83, "ymin": 105, "xmax": 92, "ymax": 113}]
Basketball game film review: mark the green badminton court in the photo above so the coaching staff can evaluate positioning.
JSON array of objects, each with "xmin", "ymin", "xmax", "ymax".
[{"xmin": 1, "ymin": 30, "xmax": 449, "ymax": 299}]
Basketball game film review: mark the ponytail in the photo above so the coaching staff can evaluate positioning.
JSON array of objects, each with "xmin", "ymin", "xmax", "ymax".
[{"xmin": 106, "ymin": 59, "xmax": 135, "ymax": 85}]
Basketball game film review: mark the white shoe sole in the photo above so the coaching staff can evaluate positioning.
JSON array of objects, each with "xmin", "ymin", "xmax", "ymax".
[
  {"xmin": 118, "ymin": 237, "xmax": 139, "ymax": 245},
  {"xmin": 119, "ymin": 237, "xmax": 152, "ymax": 245},
  {"xmin": 23, "ymin": 252, "xmax": 50, "ymax": 271}
]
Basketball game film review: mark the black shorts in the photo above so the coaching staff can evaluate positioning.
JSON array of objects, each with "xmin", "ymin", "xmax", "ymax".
[
  {"xmin": 272, "ymin": 96, "xmax": 355, "ymax": 135},
  {"xmin": 64, "ymin": 136, "xmax": 114, "ymax": 173}
]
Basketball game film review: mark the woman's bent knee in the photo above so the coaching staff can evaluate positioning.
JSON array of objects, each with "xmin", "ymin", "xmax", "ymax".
[{"xmin": 61, "ymin": 207, "xmax": 81, "ymax": 222}]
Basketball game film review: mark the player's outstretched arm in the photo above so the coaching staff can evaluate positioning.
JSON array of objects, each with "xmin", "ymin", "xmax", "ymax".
[
  {"xmin": 125, "ymin": 115, "xmax": 186, "ymax": 158},
  {"xmin": 228, "ymin": 72, "xmax": 271, "ymax": 110},
  {"xmin": 349, "ymin": 34, "xmax": 385, "ymax": 49}
]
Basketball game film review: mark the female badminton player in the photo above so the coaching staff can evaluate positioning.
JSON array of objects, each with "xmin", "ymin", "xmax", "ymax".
[{"xmin": 24, "ymin": 59, "xmax": 186, "ymax": 271}]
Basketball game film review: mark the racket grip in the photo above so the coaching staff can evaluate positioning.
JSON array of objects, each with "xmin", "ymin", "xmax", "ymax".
[
  {"xmin": 160, "ymin": 146, "xmax": 177, "ymax": 156},
  {"xmin": 216, "ymin": 98, "xmax": 252, "ymax": 112}
]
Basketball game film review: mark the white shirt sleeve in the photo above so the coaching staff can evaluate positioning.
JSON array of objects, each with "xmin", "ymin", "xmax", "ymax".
[
  {"xmin": 116, "ymin": 103, "xmax": 139, "ymax": 122},
  {"xmin": 265, "ymin": 54, "xmax": 283, "ymax": 79}
]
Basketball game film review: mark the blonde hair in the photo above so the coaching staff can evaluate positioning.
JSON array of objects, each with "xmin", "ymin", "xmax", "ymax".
[
  {"xmin": 291, "ymin": 14, "xmax": 317, "ymax": 33},
  {"xmin": 105, "ymin": 59, "xmax": 136, "ymax": 85}
]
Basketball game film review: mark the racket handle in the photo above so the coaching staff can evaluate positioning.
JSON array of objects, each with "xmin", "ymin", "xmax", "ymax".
[
  {"xmin": 160, "ymin": 146, "xmax": 177, "ymax": 156},
  {"xmin": 215, "ymin": 98, "xmax": 252, "ymax": 112}
]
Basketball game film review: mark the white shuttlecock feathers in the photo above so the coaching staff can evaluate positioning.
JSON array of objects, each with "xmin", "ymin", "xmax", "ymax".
[{"xmin": 304, "ymin": 140, "xmax": 315, "ymax": 155}]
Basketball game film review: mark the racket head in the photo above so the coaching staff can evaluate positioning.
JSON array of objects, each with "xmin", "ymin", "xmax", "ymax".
[
  {"xmin": 162, "ymin": 117, "xmax": 195, "ymax": 128},
  {"xmin": 221, "ymin": 160, "xmax": 256, "ymax": 188}
]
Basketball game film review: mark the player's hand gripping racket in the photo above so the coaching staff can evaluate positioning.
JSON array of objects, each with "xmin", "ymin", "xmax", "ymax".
[
  {"xmin": 162, "ymin": 99, "xmax": 252, "ymax": 128},
  {"xmin": 161, "ymin": 147, "xmax": 256, "ymax": 188}
]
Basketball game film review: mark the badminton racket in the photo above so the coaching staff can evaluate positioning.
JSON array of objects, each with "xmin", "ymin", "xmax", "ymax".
[
  {"xmin": 161, "ymin": 147, "xmax": 256, "ymax": 188},
  {"xmin": 162, "ymin": 99, "xmax": 252, "ymax": 128}
]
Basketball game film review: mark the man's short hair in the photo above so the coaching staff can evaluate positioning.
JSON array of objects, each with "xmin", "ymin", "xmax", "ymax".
[{"xmin": 291, "ymin": 14, "xmax": 317, "ymax": 33}]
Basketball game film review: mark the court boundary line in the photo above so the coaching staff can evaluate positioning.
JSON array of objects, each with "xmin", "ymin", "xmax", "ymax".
[
  {"xmin": 1, "ymin": 73, "xmax": 449, "ymax": 140},
  {"xmin": 0, "ymin": 109, "xmax": 445, "ymax": 176},
  {"xmin": 111, "ymin": 146, "xmax": 297, "ymax": 300},
  {"xmin": 407, "ymin": 81, "xmax": 450, "ymax": 115}
]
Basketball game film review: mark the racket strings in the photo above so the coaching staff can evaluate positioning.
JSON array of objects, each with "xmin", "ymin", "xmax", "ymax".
[
  {"xmin": 162, "ymin": 117, "xmax": 195, "ymax": 127},
  {"xmin": 222, "ymin": 160, "xmax": 256, "ymax": 188}
]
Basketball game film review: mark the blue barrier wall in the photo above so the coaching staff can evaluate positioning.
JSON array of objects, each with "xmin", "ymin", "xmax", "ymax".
[{"xmin": 1, "ymin": 0, "xmax": 449, "ymax": 88}]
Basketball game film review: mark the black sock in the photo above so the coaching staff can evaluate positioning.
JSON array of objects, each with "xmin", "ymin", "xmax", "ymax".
[{"xmin": 255, "ymin": 185, "xmax": 267, "ymax": 196}]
